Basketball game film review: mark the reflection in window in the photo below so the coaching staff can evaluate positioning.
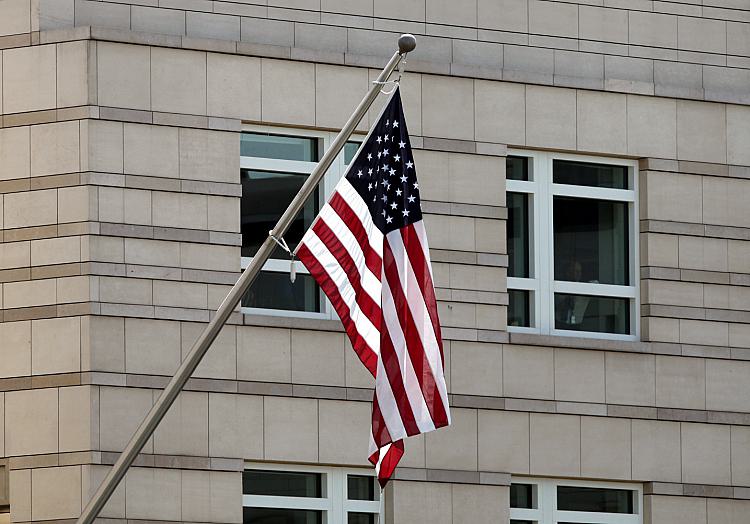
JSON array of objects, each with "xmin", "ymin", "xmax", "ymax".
[
  {"xmin": 554, "ymin": 293, "xmax": 630, "ymax": 334},
  {"xmin": 557, "ymin": 485, "xmax": 634, "ymax": 514},
  {"xmin": 508, "ymin": 192, "xmax": 530, "ymax": 279},
  {"xmin": 507, "ymin": 156, "xmax": 529, "ymax": 181},
  {"xmin": 508, "ymin": 290, "xmax": 530, "ymax": 328},
  {"xmin": 241, "ymin": 133, "xmax": 318, "ymax": 161},
  {"xmin": 554, "ymin": 159, "xmax": 628, "ymax": 189},
  {"xmin": 243, "ymin": 470, "xmax": 322, "ymax": 498}
]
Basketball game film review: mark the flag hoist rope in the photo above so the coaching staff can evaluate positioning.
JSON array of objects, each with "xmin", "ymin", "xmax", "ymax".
[{"xmin": 75, "ymin": 34, "xmax": 417, "ymax": 524}]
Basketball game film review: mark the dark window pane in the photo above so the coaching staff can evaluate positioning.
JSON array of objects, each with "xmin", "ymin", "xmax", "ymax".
[
  {"xmin": 557, "ymin": 486, "xmax": 634, "ymax": 514},
  {"xmin": 508, "ymin": 192, "xmax": 530, "ymax": 278},
  {"xmin": 508, "ymin": 290, "xmax": 530, "ymax": 328},
  {"xmin": 347, "ymin": 513, "xmax": 376, "ymax": 524},
  {"xmin": 344, "ymin": 142, "xmax": 362, "ymax": 165},
  {"xmin": 553, "ymin": 160, "xmax": 628, "ymax": 189},
  {"xmin": 553, "ymin": 196, "xmax": 629, "ymax": 286},
  {"xmin": 510, "ymin": 521, "xmax": 534, "ymax": 524},
  {"xmin": 241, "ymin": 169, "xmax": 319, "ymax": 259},
  {"xmin": 241, "ymin": 133, "xmax": 318, "ymax": 162},
  {"xmin": 242, "ymin": 271, "xmax": 320, "ymax": 312},
  {"xmin": 244, "ymin": 507, "xmax": 322, "ymax": 524},
  {"xmin": 348, "ymin": 475, "xmax": 376, "ymax": 501},
  {"xmin": 554, "ymin": 293, "xmax": 630, "ymax": 334},
  {"xmin": 510, "ymin": 484, "xmax": 534, "ymax": 509},
  {"xmin": 507, "ymin": 156, "xmax": 529, "ymax": 181},
  {"xmin": 243, "ymin": 470, "xmax": 322, "ymax": 497}
]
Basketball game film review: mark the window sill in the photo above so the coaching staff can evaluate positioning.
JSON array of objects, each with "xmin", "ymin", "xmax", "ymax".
[
  {"xmin": 241, "ymin": 311, "xmax": 344, "ymax": 332},
  {"xmin": 509, "ymin": 331, "xmax": 649, "ymax": 354}
]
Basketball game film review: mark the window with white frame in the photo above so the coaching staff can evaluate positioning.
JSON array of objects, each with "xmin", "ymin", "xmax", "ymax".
[
  {"xmin": 506, "ymin": 152, "xmax": 639, "ymax": 340},
  {"xmin": 242, "ymin": 464, "xmax": 380, "ymax": 524},
  {"xmin": 510, "ymin": 478, "xmax": 642, "ymax": 524},
  {"xmin": 240, "ymin": 129, "xmax": 361, "ymax": 318}
]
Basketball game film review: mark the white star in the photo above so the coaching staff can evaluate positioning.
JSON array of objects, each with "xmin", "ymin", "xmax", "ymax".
[
  {"xmin": 400, "ymin": 174, "xmax": 408, "ymax": 183},
  {"xmin": 383, "ymin": 149, "xmax": 389, "ymax": 156},
  {"xmin": 367, "ymin": 153, "xmax": 372, "ymax": 161},
  {"xmin": 406, "ymin": 161, "xmax": 413, "ymax": 169},
  {"xmin": 382, "ymin": 195, "xmax": 388, "ymax": 202},
  {"xmin": 399, "ymin": 141, "xmax": 406, "ymax": 148},
  {"xmin": 394, "ymin": 155, "xmax": 401, "ymax": 162},
  {"xmin": 385, "ymin": 120, "xmax": 390, "ymax": 127},
  {"xmin": 402, "ymin": 209, "xmax": 410, "ymax": 217},
  {"xmin": 386, "ymin": 216, "xmax": 393, "ymax": 224},
  {"xmin": 373, "ymin": 195, "xmax": 376, "ymax": 202},
  {"xmin": 377, "ymin": 151, "xmax": 382, "ymax": 159},
  {"xmin": 382, "ymin": 209, "xmax": 387, "ymax": 217},
  {"xmin": 393, "ymin": 121, "xmax": 399, "ymax": 128},
  {"xmin": 408, "ymin": 195, "xmax": 416, "ymax": 203},
  {"xmin": 396, "ymin": 188, "xmax": 402, "ymax": 196},
  {"xmin": 385, "ymin": 182, "xmax": 391, "ymax": 190},
  {"xmin": 390, "ymin": 202, "xmax": 398, "ymax": 210},
  {"xmin": 374, "ymin": 181, "xmax": 378, "ymax": 187},
  {"xmin": 357, "ymin": 170, "xmax": 363, "ymax": 178},
  {"xmin": 368, "ymin": 168, "xmax": 373, "ymax": 175},
  {"xmin": 383, "ymin": 165, "xmax": 389, "ymax": 172},
  {"xmin": 413, "ymin": 182, "xmax": 419, "ymax": 189},
  {"xmin": 384, "ymin": 135, "xmax": 389, "ymax": 142},
  {"xmin": 367, "ymin": 183, "xmax": 372, "ymax": 191},
  {"xmin": 376, "ymin": 136, "xmax": 382, "ymax": 144},
  {"xmin": 390, "ymin": 168, "xmax": 397, "ymax": 176}
]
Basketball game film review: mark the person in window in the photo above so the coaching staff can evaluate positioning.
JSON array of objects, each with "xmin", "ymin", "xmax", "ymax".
[{"xmin": 556, "ymin": 259, "xmax": 592, "ymax": 329}]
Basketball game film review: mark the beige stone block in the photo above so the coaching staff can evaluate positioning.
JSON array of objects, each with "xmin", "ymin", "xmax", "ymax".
[
  {"xmin": 679, "ymin": 319, "xmax": 728, "ymax": 347},
  {"xmin": 124, "ymin": 123, "xmax": 179, "ymax": 178},
  {"xmin": 124, "ymin": 238, "xmax": 180, "ymax": 267},
  {"xmin": 627, "ymin": 95, "xmax": 677, "ymax": 159},
  {"xmin": 0, "ymin": 0, "xmax": 30, "ymax": 36},
  {"xmin": 32, "ymin": 316, "xmax": 81, "ymax": 375},
  {"xmin": 449, "ymin": 264, "xmax": 505, "ymax": 292},
  {"xmin": 237, "ymin": 326, "xmax": 291, "ymax": 383},
  {"xmin": 264, "ymin": 396, "xmax": 318, "ymax": 462},
  {"xmin": 208, "ymin": 393, "xmax": 263, "ymax": 459},
  {"xmin": 98, "ymin": 187, "xmax": 123, "ymax": 223},
  {"xmin": 729, "ymin": 323, "xmax": 750, "ymax": 349},
  {"xmin": 87, "ymin": 236, "xmax": 125, "ymax": 264},
  {"xmin": 31, "ymin": 466, "xmax": 81, "ymax": 521},
  {"xmin": 152, "ymin": 281, "xmax": 206, "ymax": 310},
  {"xmin": 530, "ymin": 413, "xmax": 580, "ymax": 477},
  {"xmin": 647, "ymin": 495, "xmax": 706, "ymax": 524},
  {"xmin": 474, "ymin": 80, "xmax": 525, "ymax": 146},
  {"xmin": 3, "ymin": 44, "xmax": 56, "ymax": 113},
  {"xmin": 180, "ymin": 243, "xmax": 238, "ymax": 272},
  {"xmin": 82, "ymin": 316, "xmax": 125, "ymax": 372},
  {"xmin": 628, "ymin": 11, "xmax": 677, "ymax": 48},
  {"xmin": 581, "ymin": 416, "xmax": 631, "ymax": 480},
  {"xmin": 344, "ymin": 337, "xmax": 374, "ymax": 389},
  {"xmin": 643, "ymin": 171, "xmax": 702, "ymax": 223},
  {"xmin": 291, "ymin": 329, "xmax": 345, "ymax": 386},
  {"xmin": 0, "ymin": 241, "xmax": 29, "ymax": 270},
  {"xmin": 423, "ymin": 214, "xmax": 475, "ymax": 252},
  {"xmin": 98, "ymin": 276, "xmax": 151, "ymax": 305},
  {"xmin": 681, "ymin": 423, "xmax": 731, "ymax": 485},
  {"xmin": 678, "ymin": 236, "xmax": 728, "ymax": 272},
  {"xmin": 82, "ymin": 465, "xmax": 125, "ymax": 518},
  {"xmin": 99, "ymin": 386, "xmax": 153, "ymax": 453},
  {"xmin": 31, "ymin": 236, "xmax": 81, "ymax": 266},
  {"xmin": 450, "ymin": 341, "xmax": 502, "ymax": 397},
  {"xmin": 125, "ymin": 468, "xmax": 181, "ymax": 521},
  {"xmin": 453, "ymin": 484, "xmax": 508, "ymax": 523},
  {"xmin": 3, "ymin": 189, "xmax": 57, "ymax": 228},
  {"xmin": 727, "ymin": 105, "xmax": 750, "ymax": 166},
  {"xmin": 579, "ymin": 5, "xmax": 627, "ymax": 43},
  {"xmin": 125, "ymin": 318, "xmax": 181, "ymax": 375},
  {"xmin": 413, "ymin": 150, "xmax": 504, "ymax": 207},
  {"xmin": 59, "ymin": 385, "xmax": 93, "ymax": 452},
  {"xmin": 475, "ymin": 217, "xmax": 505, "ymax": 254},
  {"xmin": 526, "ymin": 85, "xmax": 576, "ymax": 150},
  {"xmin": 179, "ymin": 128, "xmax": 238, "ymax": 183},
  {"xmin": 425, "ymin": 407, "xmax": 477, "ymax": 470},
  {"xmin": 123, "ymin": 188, "xmax": 152, "ymax": 226},
  {"xmin": 478, "ymin": 410, "xmax": 529, "ymax": 473},
  {"xmin": 0, "ymin": 321, "xmax": 30, "ymax": 378},
  {"xmin": 207, "ymin": 53, "xmax": 260, "ymax": 120},
  {"xmin": 181, "ymin": 322, "xmax": 235, "ymax": 380},
  {"xmin": 605, "ymin": 352, "xmax": 655, "ymax": 406},
  {"xmin": 703, "ymin": 176, "xmax": 750, "ymax": 229},
  {"xmin": 706, "ymin": 359, "xmax": 750, "ymax": 412},
  {"xmin": 478, "ymin": 0, "xmax": 527, "ymax": 32},
  {"xmin": 729, "ymin": 240, "xmax": 750, "ymax": 274},
  {"xmin": 316, "ymin": 64, "xmax": 370, "ymax": 130},
  {"xmin": 677, "ymin": 100, "xmax": 727, "ymax": 164},
  {"xmin": 261, "ymin": 59, "xmax": 315, "ymax": 126},
  {"xmin": 577, "ymin": 91, "xmax": 626, "ymax": 155},
  {"xmin": 0, "ymin": 126, "xmax": 30, "ymax": 181},
  {"xmin": 208, "ymin": 195, "xmax": 239, "ymax": 232},
  {"xmin": 82, "ymin": 120, "xmax": 123, "ymax": 173},
  {"xmin": 503, "ymin": 344, "xmax": 554, "ymax": 400},
  {"xmin": 655, "ymin": 355, "xmax": 705, "ymax": 410},
  {"xmin": 3, "ymin": 278, "xmax": 56, "ymax": 309},
  {"xmin": 151, "ymin": 47, "xmax": 206, "ymax": 115},
  {"xmin": 318, "ymin": 400, "xmax": 371, "ymax": 465},
  {"xmin": 642, "ymin": 233, "xmax": 678, "ymax": 268},
  {"xmin": 97, "ymin": 42, "xmax": 151, "ymax": 111},
  {"xmin": 426, "ymin": 0, "xmax": 476, "ymax": 26},
  {"xmin": 155, "ymin": 391, "xmax": 208, "ymax": 456},
  {"xmin": 678, "ymin": 16, "xmax": 726, "ymax": 54},
  {"xmin": 554, "ymin": 348, "xmax": 605, "ymax": 403},
  {"xmin": 632, "ymin": 419, "xmax": 681, "ymax": 482},
  {"xmin": 153, "ymin": 191, "xmax": 208, "ymax": 230},
  {"xmin": 182, "ymin": 470, "xmax": 242, "ymax": 524},
  {"xmin": 5, "ymin": 388, "xmax": 58, "ymax": 456},
  {"xmin": 57, "ymin": 41, "xmax": 89, "ymax": 107},
  {"xmin": 390, "ymin": 481, "xmax": 451, "ymax": 524},
  {"xmin": 708, "ymin": 499, "xmax": 750, "ymax": 524},
  {"xmin": 56, "ymin": 274, "xmax": 91, "ymax": 304},
  {"xmin": 422, "ymin": 75, "xmax": 474, "ymax": 141},
  {"xmin": 529, "ymin": 0, "xmax": 577, "ymax": 38},
  {"xmin": 645, "ymin": 279, "xmax": 703, "ymax": 308},
  {"xmin": 731, "ymin": 426, "xmax": 750, "ymax": 486},
  {"xmin": 9, "ymin": 469, "xmax": 31, "ymax": 522},
  {"xmin": 58, "ymin": 185, "xmax": 93, "ymax": 223}
]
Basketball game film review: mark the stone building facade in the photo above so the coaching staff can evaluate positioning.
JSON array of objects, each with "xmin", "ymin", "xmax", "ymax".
[{"xmin": 0, "ymin": 0, "xmax": 749, "ymax": 523}]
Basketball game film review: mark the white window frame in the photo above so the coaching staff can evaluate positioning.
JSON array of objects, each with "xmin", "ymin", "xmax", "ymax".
[
  {"xmin": 243, "ymin": 462, "xmax": 380, "ymax": 524},
  {"xmin": 506, "ymin": 150, "xmax": 640, "ymax": 341},
  {"xmin": 510, "ymin": 477, "xmax": 643, "ymax": 524},
  {"xmin": 240, "ymin": 125, "xmax": 364, "ymax": 319}
]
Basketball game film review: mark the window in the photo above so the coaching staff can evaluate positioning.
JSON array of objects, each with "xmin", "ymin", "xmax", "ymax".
[
  {"xmin": 242, "ymin": 464, "xmax": 379, "ymax": 524},
  {"xmin": 510, "ymin": 478, "xmax": 642, "ymax": 524},
  {"xmin": 506, "ymin": 152, "xmax": 639, "ymax": 340},
  {"xmin": 240, "ymin": 128, "xmax": 361, "ymax": 318}
]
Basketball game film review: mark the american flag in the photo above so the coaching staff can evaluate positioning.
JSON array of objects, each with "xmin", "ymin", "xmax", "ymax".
[{"xmin": 296, "ymin": 88, "xmax": 450, "ymax": 487}]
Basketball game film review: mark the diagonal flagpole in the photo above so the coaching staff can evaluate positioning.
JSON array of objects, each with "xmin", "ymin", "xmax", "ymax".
[{"xmin": 76, "ymin": 33, "xmax": 417, "ymax": 524}]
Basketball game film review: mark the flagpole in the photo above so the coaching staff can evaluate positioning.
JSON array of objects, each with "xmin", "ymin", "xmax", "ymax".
[{"xmin": 76, "ymin": 34, "xmax": 417, "ymax": 524}]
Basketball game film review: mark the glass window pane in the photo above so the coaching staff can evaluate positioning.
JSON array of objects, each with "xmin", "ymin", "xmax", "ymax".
[
  {"xmin": 241, "ymin": 133, "xmax": 318, "ymax": 162},
  {"xmin": 553, "ymin": 196, "xmax": 629, "ymax": 286},
  {"xmin": 554, "ymin": 293, "xmax": 630, "ymax": 334},
  {"xmin": 553, "ymin": 159, "xmax": 628, "ymax": 189},
  {"xmin": 508, "ymin": 290, "xmax": 530, "ymax": 328},
  {"xmin": 242, "ymin": 271, "xmax": 320, "ymax": 312},
  {"xmin": 347, "ymin": 513, "xmax": 376, "ymax": 524},
  {"xmin": 508, "ymin": 192, "xmax": 530, "ymax": 278},
  {"xmin": 510, "ymin": 484, "xmax": 534, "ymax": 509},
  {"xmin": 507, "ymin": 156, "xmax": 529, "ymax": 181},
  {"xmin": 557, "ymin": 486, "xmax": 634, "ymax": 514},
  {"xmin": 244, "ymin": 507, "xmax": 322, "ymax": 524},
  {"xmin": 510, "ymin": 521, "xmax": 534, "ymax": 524},
  {"xmin": 348, "ymin": 475, "xmax": 376, "ymax": 501},
  {"xmin": 243, "ymin": 470, "xmax": 322, "ymax": 497},
  {"xmin": 241, "ymin": 169, "xmax": 319, "ymax": 259},
  {"xmin": 344, "ymin": 142, "xmax": 362, "ymax": 165}
]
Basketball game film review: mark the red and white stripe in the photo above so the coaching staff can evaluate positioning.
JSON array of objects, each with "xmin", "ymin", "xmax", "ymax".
[{"xmin": 297, "ymin": 177, "xmax": 450, "ymax": 486}]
